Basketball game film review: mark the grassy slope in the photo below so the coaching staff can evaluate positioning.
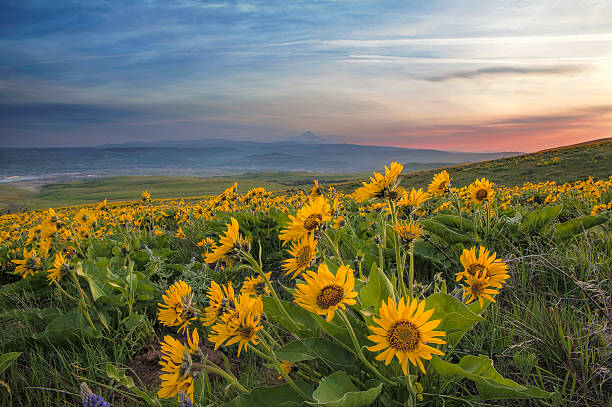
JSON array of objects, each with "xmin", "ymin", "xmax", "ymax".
[
  {"xmin": 1, "ymin": 139, "xmax": 610, "ymax": 211},
  {"xmin": 336, "ymin": 138, "xmax": 612, "ymax": 192}
]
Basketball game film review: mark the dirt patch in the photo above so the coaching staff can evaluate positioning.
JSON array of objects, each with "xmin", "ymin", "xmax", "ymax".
[{"xmin": 127, "ymin": 339, "xmax": 244, "ymax": 391}]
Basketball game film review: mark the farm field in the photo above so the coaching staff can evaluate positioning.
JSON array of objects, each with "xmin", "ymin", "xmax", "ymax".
[{"xmin": 0, "ymin": 142, "xmax": 610, "ymax": 406}]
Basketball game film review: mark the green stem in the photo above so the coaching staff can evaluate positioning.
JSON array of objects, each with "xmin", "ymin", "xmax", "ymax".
[
  {"xmin": 449, "ymin": 188, "xmax": 463, "ymax": 229},
  {"xmin": 322, "ymin": 230, "xmax": 342, "ymax": 261},
  {"xmin": 258, "ymin": 335, "xmax": 314, "ymax": 401},
  {"xmin": 389, "ymin": 200, "xmax": 407, "ymax": 299},
  {"xmin": 242, "ymin": 251, "xmax": 301, "ymax": 332},
  {"xmin": 195, "ymin": 363, "xmax": 248, "ymax": 393},
  {"xmin": 337, "ymin": 310, "xmax": 396, "ymax": 386},
  {"xmin": 261, "ymin": 326, "xmax": 280, "ymax": 348},
  {"xmin": 53, "ymin": 280, "xmax": 77, "ymax": 301},
  {"xmin": 409, "ymin": 241, "xmax": 415, "ymax": 299},
  {"xmin": 69, "ymin": 268, "xmax": 97, "ymax": 332}
]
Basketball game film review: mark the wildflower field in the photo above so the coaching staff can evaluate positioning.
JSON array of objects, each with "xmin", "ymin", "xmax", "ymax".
[{"xmin": 0, "ymin": 161, "xmax": 610, "ymax": 406}]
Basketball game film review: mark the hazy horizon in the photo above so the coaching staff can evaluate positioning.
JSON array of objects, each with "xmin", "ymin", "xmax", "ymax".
[{"xmin": 1, "ymin": 1, "xmax": 611, "ymax": 152}]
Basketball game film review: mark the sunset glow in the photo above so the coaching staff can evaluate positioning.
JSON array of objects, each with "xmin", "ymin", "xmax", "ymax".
[{"xmin": 1, "ymin": 1, "xmax": 611, "ymax": 151}]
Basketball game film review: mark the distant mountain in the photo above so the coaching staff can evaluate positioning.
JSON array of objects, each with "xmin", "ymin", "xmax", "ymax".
[
  {"xmin": 285, "ymin": 131, "xmax": 332, "ymax": 144},
  {"xmin": 92, "ymin": 135, "xmax": 520, "ymax": 173}
]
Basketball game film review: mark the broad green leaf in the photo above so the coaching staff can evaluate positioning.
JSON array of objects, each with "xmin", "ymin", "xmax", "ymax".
[
  {"xmin": 552, "ymin": 215, "xmax": 608, "ymax": 241},
  {"xmin": 307, "ymin": 371, "xmax": 382, "ymax": 406},
  {"xmin": 425, "ymin": 293, "xmax": 483, "ymax": 347},
  {"xmin": 274, "ymin": 338, "xmax": 355, "ymax": 370},
  {"xmin": 431, "ymin": 355, "xmax": 553, "ymax": 400},
  {"xmin": 0, "ymin": 272, "xmax": 52, "ymax": 297},
  {"xmin": 0, "ymin": 352, "xmax": 21, "ymax": 375},
  {"xmin": 77, "ymin": 260, "xmax": 120, "ymax": 304},
  {"xmin": 0, "ymin": 307, "xmax": 62, "ymax": 326},
  {"xmin": 420, "ymin": 219, "xmax": 473, "ymax": 245},
  {"xmin": 430, "ymin": 214, "xmax": 476, "ymax": 232},
  {"xmin": 32, "ymin": 311, "xmax": 101, "ymax": 343},
  {"xmin": 412, "ymin": 241, "xmax": 448, "ymax": 267},
  {"xmin": 219, "ymin": 381, "xmax": 314, "ymax": 407},
  {"xmin": 262, "ymin": 297, "xmax": 320, "ymax": 334},
  {"xmin": 360, "ymin": 263, "xmax": 394, "ymax": 309},
  {"xmin": 313, "ymin": 312, "xmax": 368, "ymax": 351},
  {"xmin": 519, "ymin": 204, "xmax": 562, "ymax": 234},
  {"xmin": 106, "ymin": 364, "xmax": 161, "ymax": 406}
]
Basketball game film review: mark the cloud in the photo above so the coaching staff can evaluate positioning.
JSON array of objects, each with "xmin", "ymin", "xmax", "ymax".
[
  {"xmin": 348, "ymin": 104, "xmax": 612, "ymax": 152},
  {"xmin": 425, "ymin": 65, "xmax": 587, "ymax": 81},
  {"xmin": 0, "ymin": 103, "xmax": 183, "ymax": 132}
]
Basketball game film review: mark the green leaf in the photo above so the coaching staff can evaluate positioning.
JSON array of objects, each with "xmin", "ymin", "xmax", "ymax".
[
  {"xmin": 0, "ymin": 352, "xmax": 21, "ymax": 375},
  {"xmin": 425, "ymin": 293, "xmax": 483, "ymax": 347},
  {"xmin": 552, "ymin": 215, "xmax": 608, "ymax": 241},
  {"xmin": 519, "ymin": 204, "xmax": 562, "ymax": 234},
  {"xmin": 262, "ymin": 297, "xmax": 320, "ymax": 334},
  {"xmin": 306, "ymin": 371, "xmax": 382, "ymax": 406},
  {"xmin": 420, "ymin": 219, "xmax": 473, "ymax": 245},
  {"xmin": 274, "ymin": 338, "xmax": 355, "ymax": 370},
  {"xmin": 106, "ymin": 364, "xmax": 161, "ymax": 406},
  {"xmin": 77, "ymin": 260, "xmax": 120, "ymax": 304},
  {"xmin": 360, "ymin": 263, "xmax": 395, "ymax": 309},
  {"xmin": 32, "ymin": 311, "xmax": 101, "ymax": 343},
  {"xmin": 219, "ymin": 381, "xmax": 314, "ymax": 407},
  {"xmin": 430, "ymin": 214, "xmax": 476, "ymax": 232},
  {"xmin": 431, "ymin": 355, "xmax": 553, "ymax": 400}
]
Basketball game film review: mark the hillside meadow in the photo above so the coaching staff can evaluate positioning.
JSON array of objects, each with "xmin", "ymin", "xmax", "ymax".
[{"xmin": 0, "ymin": 143, "xmax": 610, "ymax": 406}]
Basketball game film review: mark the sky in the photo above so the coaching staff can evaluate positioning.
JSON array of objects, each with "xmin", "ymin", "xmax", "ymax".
[{"xmin": 1, "ymin": 0, "xmax": 611, "ymax": 152}]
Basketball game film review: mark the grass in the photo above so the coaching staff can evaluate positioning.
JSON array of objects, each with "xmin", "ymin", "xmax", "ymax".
[
  {"xmin": 335, "ymin": 138, "xmax": 612, "ymax": 193},
  {"xmin": 1, "ymin": 139, "xmax": 610, "ymax": 406},
  {"xmin": 2, "ymin": 139, "xmax": 610, "ymax": 211},
  {"xmin": 0, "ymin": 172, "xmax": 368, "ymax": 212}
]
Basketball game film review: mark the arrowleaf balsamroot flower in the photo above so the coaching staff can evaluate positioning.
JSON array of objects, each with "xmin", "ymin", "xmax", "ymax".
[
  {"xmin": 158, "ymin": 328, "xmax": 199, "ymax": 401},
  {"xmin": 158, "ymin": 280, "xmax": 197, "ymax": 333},
  {"xmin": 282, "ymin": 233, "xmax": 318, "ymax": 279},
  {"xmin": 204, "ymin": 217, "xmax": 247, "ymax": 265},
  {"xmin": 12, "ymin": 248, "xmax": 41, "ymax": 279},
  {"xmin": 462, "ymin": 273, "xmax": 500, "ymax": 307},
  {"xmin": 457, "ymin": 246, "xmax": 509, "ymax": 288},
  {"xmin": 141, "ymin": 189, "xmax": 151, "ymax": 201},
  {"xmin": 293, "ymin": 264, "xmax": 357, "ymax": 322},
  {"xmin": 367, "ymin": 297, "xmax": 446, "ymax": 374},
  {"xmin": 202, "ymin": 281, "xmax": 236, "ymax": 326},
  {"xmin": 468, "ymin": 178, "xmax": 495, "ymax": 204},
  {"xmin": 354, "ymin": 162, "xmax": 403, "ymax": 202},
  {"xmin": 427, "ymin": 170, "xmax": 451, "ymax": 196},
  {"xmin": 398, "ymin": 188, "xmax": 429, "ymax": 212},
  {"xmin": 208, "ymin": 293, "xmax": 263, "ymax": 356},
  {"xmin": 392, "ymin": 220, "xmax": 424, "ymax": 246},
  {"xmin": 279, "ymin": 196, "xmax": 331, "ymax": 244},
  {"xmin": 241, "ymin": 272, "xmax": 271, "ymax": 297},
  {"xmin": 47, "ymin": 252, "xmax": 71, "ymax": 285}
]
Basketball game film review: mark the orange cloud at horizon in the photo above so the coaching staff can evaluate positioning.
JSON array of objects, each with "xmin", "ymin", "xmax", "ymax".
[{"xmin": 345, "ymin": 105, "xmax": 612, "ymax": 153}]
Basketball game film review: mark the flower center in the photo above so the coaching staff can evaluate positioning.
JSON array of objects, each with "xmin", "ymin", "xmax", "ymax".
[
  {"xmin": 467, "ymin": 263, "xmax": 487, "ymax": 278},
  {"xmin": 296, "ymin": 246, "xmax": 312, "ymax": 268},
  {"xmin": 303, "ymin": 214, "xmax": 323, "ymax": 231},
  {"xmin": 388, "ymin": 320, "xmax": 422, "ymax": 352},
  {"xmin": 254, "ymin": 281, "xmax": 267, "ymax": 296},
  {"xmin": 316, "ymin": 284, "xmax": 345, "ymax": 309},
  {"xmin": 401, "ymin": 231, "xmax": 416, "ymax": 242},
  {"xmin": 25, "ymin": 257, "xmax": 39, "ymax": 269},
  {"xmin": 475, "ymin": 188, "xmax": 488, "ymax": 201},
  {"xmin": 237, "ymin": 325, "xmax": 255, "ymax": 339},
  {"xmin": 470, "ymin": 281, "xmax": 486, "ymax": 296},
  {"xmin": 438, "ymin": 181, "xmax": 448, "ymax": 192}
]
